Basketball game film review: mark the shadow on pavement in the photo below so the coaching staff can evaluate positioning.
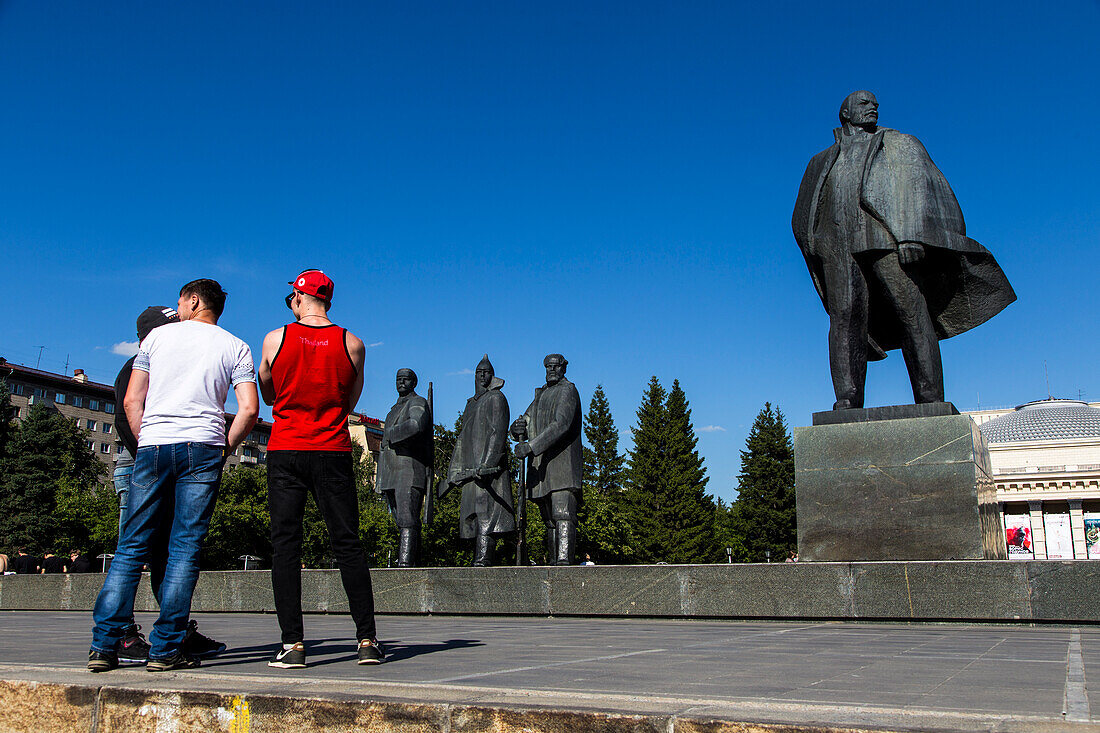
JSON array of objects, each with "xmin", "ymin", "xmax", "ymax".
[{"xmin": 201, "ymin": 638, "xmax": 484, "ymax": 669}]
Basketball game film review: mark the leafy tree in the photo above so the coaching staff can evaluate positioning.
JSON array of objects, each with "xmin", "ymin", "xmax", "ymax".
[
  {"xmin": 662, "ymin": 380, "xmax": 716, "ymax": 563},
  {"xmin": 204, "ymin": 464, "xmax": 271, "ymax": 569},
  {"xmin": 578, "ymin": 385, "xmax": 633, "ymax": 563},
  {"xmin": 0, "ymin": 402, "xmax": 106, "ymax": 553},
  {"xmin": 0, "ymin": 378, "xmax": 13, "ymax": 459},
  {"xmin": 421, "ymin": 417, "xmax": 471, "ymax": 567},
  {"xmin": 54, "ymin": 476, "xmax": 119, "ymax": 558},
  {"xmin": 731, "ymin": 403, "xmax": 796, "ymax": 562},
  {"xmin": 623, "ymin": 377, "xmax": 669, "ymax": 562}
]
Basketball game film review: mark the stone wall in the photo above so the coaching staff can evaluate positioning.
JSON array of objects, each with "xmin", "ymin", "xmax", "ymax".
[{"xmin": 3, "ymin": 561, "xmax": 1099, "ymax": 622}]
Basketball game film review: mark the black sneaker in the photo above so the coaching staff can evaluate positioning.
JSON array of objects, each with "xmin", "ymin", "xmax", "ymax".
[
  {"xmin": 118, "ymin": 624, "xmax": 150, "ymax": 665},
  {"xmin": 357, "ymin": 639, "xmax": 385, "ymax": 665},
  {"xmin": 183, "ymin": 620, "xmax": 226, "ymax": 659},
  {"xmin": 88, "ymin": 649, "xmax": 118, "ymax": 673},
  {"xmin": 268, "ymin": 642, "xmax": 306, "ymax": 669},
  {"xmin": 147, "ymin": 650, "xmax": 201, "ymax": 672}
]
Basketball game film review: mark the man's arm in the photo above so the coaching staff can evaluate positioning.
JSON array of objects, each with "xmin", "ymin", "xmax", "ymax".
[
  {"xmin": 344, "ymin": 330, "xmax": 366, "ymax": 414},
  {"xmin": 124, "ymin": 369, "xmax": 150, "ymax": 444},
  {"xmin": 226, "ymin": 382, "xmax": 260, "ymax": 453},
  {"xmin": 256, "ymin": 327, "xmax": 284, "ymax": 407}
]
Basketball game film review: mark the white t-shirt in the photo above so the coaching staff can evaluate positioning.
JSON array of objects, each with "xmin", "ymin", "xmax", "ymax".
[{"xmin": 133, "ymin": 320, "xmax": 256, "ymax": 447}]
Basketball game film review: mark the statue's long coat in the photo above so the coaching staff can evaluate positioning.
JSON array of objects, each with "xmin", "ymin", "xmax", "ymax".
[
  {"xmin": 520, "ymin": 377, "xmax": 582, "ymax": 500},
  {"xmin": 792, "ymin": 127, "xmax": 1016, "ymax": 358},
  {"xmin": 376, "ymin": 392, "xmax": 432, "ymax": 493},
  {"xmin": 448, "ymin": 378, "xmax": 514, "ymax": 537}
]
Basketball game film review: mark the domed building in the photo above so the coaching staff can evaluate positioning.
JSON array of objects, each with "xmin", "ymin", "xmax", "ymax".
[{"xmin": 967, "ymin": 399, "xmax": 1100, "ymax": 560}]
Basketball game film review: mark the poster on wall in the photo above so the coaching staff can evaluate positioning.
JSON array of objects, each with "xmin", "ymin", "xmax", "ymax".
[
  {"xmin": 1044, "ymin": 511, "xmax": 1075, "ymax": 559},
  {"xmin": 1085, "ymin": 513, "xmax": 1100, "ymax": 560},
  {"xmin": 1004, "ymin": 514, "xmax": 1033, "ymax": 558}
]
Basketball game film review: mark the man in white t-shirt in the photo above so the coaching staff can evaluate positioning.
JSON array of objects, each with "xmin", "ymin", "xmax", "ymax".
[{"xmin": 90, "ymin": 279, "xmax": 259, "ymax": 673}]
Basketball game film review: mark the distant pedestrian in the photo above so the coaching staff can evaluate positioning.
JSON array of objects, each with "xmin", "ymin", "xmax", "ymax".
[
  {"xmin": 581, "ymin": 553, "xmax": 595, "ymax": 566},
  {"xmin": 68, "ymin": 550, "xmax": 92, "ymax": 573},
  {"xmin": 786, "ymin": 551, "xmax": 798, "ymax": 563},
  {"xmin": 41, "ymin": 553, "xmax": 65, "ymax": 574},
  {"xmin": 12, "ymin": 548, "xmax": 39, "ymax": 574},
  {"xmin": 257, "ymin": 269, "xmax": 383, "ymax": 669},
  {"xmin": 89, "ymin": 278, "xmax": 258, "ymax": 673}
]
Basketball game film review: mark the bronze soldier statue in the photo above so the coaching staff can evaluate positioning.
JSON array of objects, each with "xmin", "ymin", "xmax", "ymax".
[
  {"xmin": 792, "ymin": 91, "xmax": 1015, "ymax": 409},
  {"xmin": 512, "ymin": 354, "xmax": 582, "ymax": 566},
  {"xmin": 442, "ymin": 355, "xmax": 514, "ymax": 566},
  {"xmin": 376, "ymin": 368, "xmax": 433, "ymax": 567}
]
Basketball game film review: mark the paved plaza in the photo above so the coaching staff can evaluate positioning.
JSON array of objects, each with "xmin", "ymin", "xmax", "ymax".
[{"xmin": 1, "ymin": 611, "xmax": 1097, "ymax": 731}]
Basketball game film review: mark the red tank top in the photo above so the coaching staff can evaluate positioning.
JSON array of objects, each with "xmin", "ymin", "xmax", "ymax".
[{"xmin": 268, "ymin": 323, "xmax": 356, "ymax": 451}]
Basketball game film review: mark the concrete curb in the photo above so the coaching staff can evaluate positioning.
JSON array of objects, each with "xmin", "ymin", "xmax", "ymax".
[
  {"xmin": 3, "ymin": 561, "xmax": 1100, "ymax": 622},
  {"xmin": 7, "ymin": 675, "xmax": 1093, "ymax": 733}
]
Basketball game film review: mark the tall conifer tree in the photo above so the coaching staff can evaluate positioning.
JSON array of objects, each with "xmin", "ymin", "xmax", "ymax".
[
  {"xmin": 579, "ymin": 385, "xmax": 633, "ymax": 563},
  {"xmin": 624, "ymin": 377, "xmax": 669, "ymax": 562},
  {"xmin": 662, "ymin": 380, "xmax": 716, "ymax": 563},
  {"xmin": 732, "ymin": 402, "xmax": 796, "ymax": 562}
]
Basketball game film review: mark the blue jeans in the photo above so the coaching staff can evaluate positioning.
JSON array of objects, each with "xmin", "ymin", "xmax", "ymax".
[
  {"xmin": 114, "ymin": 463, "xmax": 133, "ymax": 531},
  {"xmin": 114, "ymin": 463, "xmax": 166, "ymax": 608},
  {"xmin": 93, "ymin": 443, "xmax": 223, "ymax": 659}
]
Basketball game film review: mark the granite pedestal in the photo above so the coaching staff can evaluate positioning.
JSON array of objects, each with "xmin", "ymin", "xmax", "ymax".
[{"xmin": 794, "ymin": 409, "xmax": 1006, "ymax": 562}]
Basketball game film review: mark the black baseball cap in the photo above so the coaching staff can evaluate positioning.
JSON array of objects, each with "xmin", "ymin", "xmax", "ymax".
[{"xmin": 136, "ymin": 306, "xmax": 180, "ymax": 341}]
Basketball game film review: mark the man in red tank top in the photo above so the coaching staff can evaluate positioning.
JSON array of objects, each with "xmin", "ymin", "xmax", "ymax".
[{"xmin": 257, "ymin": 269, "xmax": 384, "ymax": 669}]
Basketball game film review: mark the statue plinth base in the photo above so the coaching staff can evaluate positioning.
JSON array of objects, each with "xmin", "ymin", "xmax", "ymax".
[{"xmin": 794, "ymin": 408, "xmax": 1006, "ymax": 562}]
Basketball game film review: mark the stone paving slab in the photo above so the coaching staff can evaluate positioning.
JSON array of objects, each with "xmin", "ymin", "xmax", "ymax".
[{"xmin": 0, "ymin": 611, "xmax": 1097, "ymax": 732}]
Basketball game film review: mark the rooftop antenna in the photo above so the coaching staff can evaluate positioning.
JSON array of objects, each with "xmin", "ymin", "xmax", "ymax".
[
  {"xmin": 63, "ymin": 354, "xmax": 70, "ymax": 375},
  {"xmin": 1044, "ymin": 361, "xmax": 1051, "ymax": 399},
  {"xmin": 35, "ymin": 346, "xmax": 46, "ymax": 369},
  {"xmin": 976, "ymin": 391, "xmax": 980, "ymax": 411}
]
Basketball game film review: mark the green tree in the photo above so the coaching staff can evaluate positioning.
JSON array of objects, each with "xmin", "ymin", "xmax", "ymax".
[
  {"xmin": 731, "ymin": 403, "xmax": 796, "ymax": 562},
  {"xmin": 421, "ymin": 417, "xmax": 471, "ymax": 566},
  {"xmin": 0, "ymin": 403, "xmax": 107, "ymax": 553},
  {"xmin": 662, "ymin": 380, "xmax": 716, "ymax": 563},
  {"xmin": 623, "ymin": 377, "xmax": 669, "ymax": 562},
  {"xmin": 0, "ymin": 378, "xmax": 13, "ymax": 459},
  {"xmin": 578, "ymin": 385, "xmax": 633, "ymax": 563},
  {"xmin": 55, "ymin": 476, "xmax": 119, "ymax": 558},
  {"xmin": 204, "ymin": 464, "xmax": 271, "ymax": 569}
]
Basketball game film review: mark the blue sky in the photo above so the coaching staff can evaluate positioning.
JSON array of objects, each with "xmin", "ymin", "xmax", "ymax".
[{"xmin": 1, "ymin": 1, "xmax": 1097, "ymax": 502}]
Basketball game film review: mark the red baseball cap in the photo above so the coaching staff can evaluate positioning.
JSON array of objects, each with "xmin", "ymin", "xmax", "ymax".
[{"xmin": 288, "ymin": 269, "xmax": 335, "ymax": 303}]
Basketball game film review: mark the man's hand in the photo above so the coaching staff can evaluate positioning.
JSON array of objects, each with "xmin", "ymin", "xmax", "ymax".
[
  {"xmin": 514, "ymin": 442, "xmax": 532, "ymax": 459},
  {"xmin": 510, "ymin": 417, "xmax": 528, "ymax": 441},
  {"xmin": 898, "ymin": 242, "xmax": 925, "ymax": 266}
]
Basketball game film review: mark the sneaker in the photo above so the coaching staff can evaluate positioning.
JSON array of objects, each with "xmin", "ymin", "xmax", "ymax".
[
  {"xmin": 268, "ymin": 642, "xmax": 306, "ymax": 669},
  {"xmin": 357, "ymin": 639, "xmax": 385, "ymax": 665},
  {"xmin": 183, "ymin": 620, "xmax": 226, "ymax": 659},
  {"xmin": 118, "ymin": 624, "xmax": 150, "ymax": 665},
  {"xmin": 146, "ymin": 650, "xmax": 201, "ymax": 672},
  {"xmin": 88, "ymin": 649, "xmax": 118, "ymax": 673}
]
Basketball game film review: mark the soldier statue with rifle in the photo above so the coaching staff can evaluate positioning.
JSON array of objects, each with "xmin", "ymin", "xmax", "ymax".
[
  {"xmin": 376, "ymin": 368, "xmax": 433, "ymax": 567},
  {"xmin": 441, "ymin": 355, "xmax": 515, "ymax": 566}
]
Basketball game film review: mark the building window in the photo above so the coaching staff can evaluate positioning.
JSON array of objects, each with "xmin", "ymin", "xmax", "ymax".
[
  {"xmin": 86, "ymin": 440, "xmax": 94, "ymax": 450},
  {"xmin": 86, "ymin": 419, "xmax": 97, "ymax": 431},
  {"xmin": 105, "ymin": 402, "xmax": 115, "ymax": 414},
  {"xmin": 90, "ymin": 399, "xmax": 100, "ymax": 411},
  {"xmin": 72, "ymin": 417, "xmax": 80, "ymax": 426},
  {"xmin": 33, "ymin": 387, "xmax": 46, "ymax": 398},
  {"xmin": 55, "ymin": 392, "xmax": 66, "ymax": 405},
  {"xmin": 117, "ymin": 445, "xmax": 124, "ymax": 454},
  {"xmin": 103, "ymin": 424, "xmax": 112, "ymax": 434},
  {"xmin": 9, "ymin": 383, "xmax": 25, "ymax": 396},
  {"xmin": 71, "ymin": 396, "xmax": 83, "ymax": 408},
  {"xmin": 243, "ymin": 447, "xmax": 256, "ymax": 458},
  {"xmin": 100, "ymin": 443, "xmax": 111, "ymax": 454}
]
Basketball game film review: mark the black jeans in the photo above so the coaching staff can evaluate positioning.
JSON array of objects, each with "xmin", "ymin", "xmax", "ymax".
[{"xmin": 267, "ymin": 450, "xmax": 376, "ymax": 644}]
